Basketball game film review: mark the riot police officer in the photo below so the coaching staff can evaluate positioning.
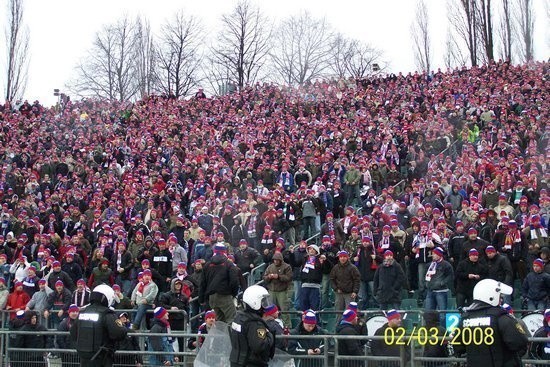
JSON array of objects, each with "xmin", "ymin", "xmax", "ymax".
[
  {"xmin": 70, "ymin": 284, "xmax": 128, "ymax": 367},
  {"xmin": 457, "ymin": 278, "xmax": 528, "ymax": 367},
  {"xmin": 230, "ymin": 285, "xmax": 276, "ymax": 367}
]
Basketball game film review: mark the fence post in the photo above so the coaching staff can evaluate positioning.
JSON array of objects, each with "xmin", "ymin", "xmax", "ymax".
[
  {"xmin": 323, "ymin": 335, "xmax": 329, "ymax": 367},
  {"xmin": 400, "ymin": 342, "xmax": 407, "ymax": 367},
  {"xmin": 4, "ymin": 326, "xmax": 9, "ymax": 366},
  {"xmin": 333, "ymin": 337, "xmax": 339, "ymax": 367},
  {"xmin": 409, "ymin": 337, "xmax": 416, "ymax": 367}
]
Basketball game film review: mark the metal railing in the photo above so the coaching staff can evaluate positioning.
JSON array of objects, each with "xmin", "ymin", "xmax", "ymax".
[{"xmin": 2, "ymin": 329, "xmax": 548, "ymax": 367}]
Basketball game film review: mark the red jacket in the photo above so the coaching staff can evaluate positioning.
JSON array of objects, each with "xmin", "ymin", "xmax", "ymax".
[{"xmin": 6, "ymin": 290, "xmax": 30, "ymax": 319}]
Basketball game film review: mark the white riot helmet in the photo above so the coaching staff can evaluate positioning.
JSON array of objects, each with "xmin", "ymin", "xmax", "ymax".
[
  {"xmin": 92, "ymin": 284, "xmax": 115, "ymax": 307},
  {"xmin": 242, "ymin": 285, "xmax": 270, "ymax": 311},
  {"xmin": 473, "ymin": 279, "xmax": 513, "ymax": 306}
]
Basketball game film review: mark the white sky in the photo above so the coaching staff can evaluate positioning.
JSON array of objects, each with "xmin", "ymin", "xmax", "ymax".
[{"xmin": 1, "ymin": 0, "xmax": 548, "ymax": 106}]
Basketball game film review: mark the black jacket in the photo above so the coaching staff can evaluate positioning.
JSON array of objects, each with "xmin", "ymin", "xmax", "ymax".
[
  {"xmin": 335, "ymin": 321, "xmax": 364, "ymax": 367},
  {"xmin": 288, "ymin": 323, "xmax": 329, "ymax": 367},
  {"xmin": 455, "ymin": 259, "xmax": 488, "ymax": 295},
  {"xmin": 486, "ymin": 253, "xmax": 513, "ymax": 286},
  {"xmin": 373, "ymin": 261, "xmax": 406, "ymax": 304},
  {"xmin": 199, "ymin": 254, "xmax": 239, "ymax": 303}
]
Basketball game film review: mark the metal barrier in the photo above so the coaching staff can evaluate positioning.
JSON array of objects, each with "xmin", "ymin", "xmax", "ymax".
[{"xmin": 1, "ymin": 327, "xmax": 549, "ymax": 366}]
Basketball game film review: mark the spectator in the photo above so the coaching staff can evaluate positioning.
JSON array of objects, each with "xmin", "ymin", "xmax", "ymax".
[
  {"xmin": 263, "ymin": 252, "xmax": 292, "ymax": 327},
  {"xmin": 71, "ymin": 278, "xmax": 91, "ymax": 308},
  {"xmin": 87, "ymin": 258, "xmax": 114, "ymax": 289},
  {"xmin": 188, "ymin": 309, "xmax": 216, "ymax": 350},
  {"xmin": 425, "ymin": 247, "xmax": 453, "ymax": 325},
  {"xmin": 148, "ymin": 307, "xmax": 175, "ymax": 366},
  {"xmin": 522, "ymin": 258, "xmax": 550, "ymax": 310},
  {"xmin": 354, "ymin": 236, "xmax": 381, "ymax": 309},
  {"xmin": 234, "ymin": 239, "xmax": 261, "ymax": 274},
  {"xmin": 113, "ymin": 283, "xmax": 132, "ymax": 310},
  {"xmin": 371, "ymin": 310, "xmax": 407, "ymax": 367},
  {"xmin": 15, "ymin": 311, "xmax": 53, "ymax": 365},
  {"xmin": 6, "ymin": 281, "xmax": 30, "ymax": 319},
  {"xmin": 455, "ymin": 248, "xmax": 488, "ymax": 307},
  {"xmin": 336, "ymin": 309, "xmax": 364, "ymax": 367},
  {"xmin": 198, "ymin": 244, "xmax": 239, "ymax": 323},
  {"xmin": 263, "ymin": 304, "xmax": 286, "ymax": 350},
  {"xmin": 25, "ymin": 278, "xmax": 52, "ymax": 314},
  {"xmin": 330, "ymin": 250, "xmax": 361, "ymax": 315},
  {"xmin": 158, "ymin": 278, "xmax": 189, "ymax": 352},
  {"xmin": 130, "ymin": 268, "xmax": 159, "ymax": 330},
  {"xmin": 373, "ymin": 250, "xmax": 406, "ymax": 310},
  {"xmin": 56, "ymin": 304, "xmax": 79, "ymax": 349},
  {"xmin": 288, "ymin": 310, "xmax": 328, "ymax": 367},
  {"xmin": 47, "ymin": 261, "xmax": 75, "ymax": 292},
  {"xmin": 44, "ymin": 280, "xmax": 72, "ymax": 328}
]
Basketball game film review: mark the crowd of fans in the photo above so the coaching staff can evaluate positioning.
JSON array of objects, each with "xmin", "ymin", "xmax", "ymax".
[{"xmin": 0, "ymin": 61, "xmax": 548, "ymax": 359}]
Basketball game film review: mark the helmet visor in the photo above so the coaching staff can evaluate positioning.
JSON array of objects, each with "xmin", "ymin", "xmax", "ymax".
[{"xmin": 261, "ymin": 294, "xmax": 273, "ymax": 309}]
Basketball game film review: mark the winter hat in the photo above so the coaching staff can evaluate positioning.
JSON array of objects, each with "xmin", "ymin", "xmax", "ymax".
[
  {"xmin": 544, "ymin": 309, "xmax": 550, "ymax": 322},
  {"xmin": 28, "ymin": 265, "xmax": 36, "ymax": 272},
  {"xmin": 341, "ymin": 309, "xmax": 357, "ymax": 323},
  {"xmin": 112, "ymin": 284, "xmax": 121, "ymax": 291},
  {"xmin": 68, "ymin": 304, "xmax": 79, "ymax": 313},
  {"xmin": 347, "ymin": 302, "xmax": 358, "ymax": 312},
  {"xmin": 154, "ymin": 306, "xmax": 168, "ymax": 319},
  {"xmin": 264, "ymin": 304, "xmax": 279, "ymax": 317},
  {"xmin": 205, "ymin": 310, "xmax": 216, "ymax": 320},
  {"xmin": 468, "ymin": 249, "xmax": 479, "ymax": 256},
  {"xmin": 485, "ymin": 246, "xmax": 496, "ymax": 254},
  {"xmin": 432, "ymin": 247, "xmax": 444, "ymax": 257},
  {"xmin": 502, "ymin": 303, "xmax": 513, "ymax": 314},
  {"xmin": 468, "ymin": 228, "xmax": 478, "ymax": 235},
  {"xmin": 213, "ymin": 244, "xmax": 227, "ymax": 254},
  {"xmin": 55, "ymin": 280, "xmax": 64, "ymax": 287},
  {"xmin": 38, "ymin": 278, "xmax": 47, "ymax": 285},
  {"xmin": 52, "ymin": 261, "xmax": 61, "ymax": 267},
  {"xmin": 337, "ymin": 250, "xmax": 349, "ymax": 258},
  {"xmin": 0, "ymin": 278, "xmax": 5, "ymax": 285},
  {"xmin": 455, "ymin": 221, "xmax": 464, "ymax": 228},
  {"xmin": 533, "ymin": 258, "xmax": 544, "ymax": 268},
  {"xmin": 143, "ymin": 269, "xmax": 152, "ymax": 276},
  {"xmin": 101, "ymin": 258, "xmax": 110, "ymax": 266},
  {"xmin": 141, "ymin": 259, "xmax": 150, "ymax": 266},
  {"xmin": 303, "ymin": 311, "xmax": 317, "ymax": 325},
  {"xmin": 383, "ymin": 250, "xmax": 394, "ymax": 258},
  {"xmin": 16, "ymin": 310, "xmax": 25, "ymax": 319},
  {"xmin": 386, "ymin": 309, "xmax": 400, "ymax": 321},
  {"xmin": 177, "ymin": 262, "xmax": 187, "ymax": 269},
  {"xmin": 307, "ymin": 244, "xmax": 320, "ymax": 255},
  {"xmin": 77, "ymin": 279, "xmax": 86, "ymax": 286}
]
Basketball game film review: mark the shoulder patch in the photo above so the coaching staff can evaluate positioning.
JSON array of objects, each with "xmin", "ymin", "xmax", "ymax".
[
  {"xmin": 515, "ymin": 322, "xmax": 526, "ymax": 334},
  {"xmin": 257, "ymin": 328, "xmax": 267, "ymax": 339}
]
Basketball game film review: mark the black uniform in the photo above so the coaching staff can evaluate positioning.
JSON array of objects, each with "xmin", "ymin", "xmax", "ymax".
[
  {"xmin": 70, "ymin": 300, "xmax": 127, "ymax": 367},
  {"xmin": 336, "ymin": 321, "xmax": 365, "ymax": 367},
  {"xmin": 229, "ymin": 310, "xmax": 275, "ymax": 367},
  {"xmin": 457, "ymin": 301, "xmax": 528, "ymax": 367}
]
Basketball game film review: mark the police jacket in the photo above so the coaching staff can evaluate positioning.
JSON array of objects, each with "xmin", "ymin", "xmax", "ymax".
[
  {"xmin": 229, "ymin": 310, "xmax": 275, "ymax": 367},
  {"xmin": 455, "ymin": 259, "xmax": 488, "ymax": 295},
  {"xmin": 457, "ymin": 301, "xmax": 528, "ymax": 367},
  {"xmin": 70, "ymin": 301, "xmax": 128, "ymax": 358},
  {"xmin": 486, "ymin": 253, "xmax": 513, "ymax": 285},
  {"xmin": 199, "ymin": 254, "xmax": 239, "ymax": 303}
]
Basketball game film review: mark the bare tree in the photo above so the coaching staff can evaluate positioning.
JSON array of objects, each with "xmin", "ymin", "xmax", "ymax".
[
  {"xmin": 270, "ymin": 11, "xmax": 334, "ymax": 85},
  {"xmin": 156, "ymin": 11, "xmax": 203, "ymax": 98},
  {"xmin": 515, "ymin": 0, "xmax": 534, "ymax": 62},
  {"xmin": 69, "ymin": 15, "xmax": 139, "ymax": 101},
  {"xmin": 134, "ymin": 16, "xmax": 156, "ymax": 99},
  {"xmin": 447, "ymin": 0, "xmax": 480, "ymax": 66},
  {"xmin": 498, "ymin": 0, "xmax": 514, "ymax": 62},
  {"xmin": 4, "ymin": 0, "xmax": 30, "ymax": 102},
  {"xmin": 329, "ymin": 35, "xmax": 385, "ymax": 79},
  {"xmin": 411, "ymin": 0, "xmax": 432, "ymax": 73},
  {"xmin": 476, "ymin": 0, "xmax": 495, "ymax": 62},
  {"xmin": 444, "ymin": 27, "xmax": 469, "ymax": 69},
  {"xmin": 209, "ymin": 0, "xmax": 271, "ymax": 90}
]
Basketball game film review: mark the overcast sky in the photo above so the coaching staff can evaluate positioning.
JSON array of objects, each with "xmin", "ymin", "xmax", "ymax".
[{"xmin": 1, "ymin": 0, "xmax": 548, "ymax": 106}]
